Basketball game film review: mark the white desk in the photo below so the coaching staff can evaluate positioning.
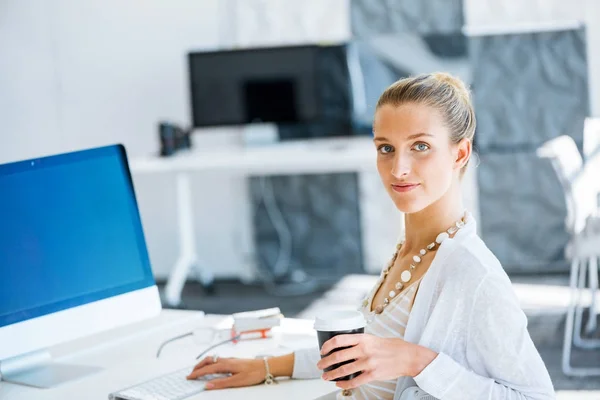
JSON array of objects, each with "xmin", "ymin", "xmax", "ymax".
[
  {"xmin": 130, "ymin": 137, "xmax": 377, "ymax": 176},
  {"xmin": 0, "ymin": 310, "xmax": 337, "ymax": 400},
  {"xmin": 130, "ymin": 137, "xmax": 378, "ymax": 306}
]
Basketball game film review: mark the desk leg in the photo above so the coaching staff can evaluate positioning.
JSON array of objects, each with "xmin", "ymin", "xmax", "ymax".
[{"xmin": 164, "ymin": 173, "xmax": 214, "ymax": 307}]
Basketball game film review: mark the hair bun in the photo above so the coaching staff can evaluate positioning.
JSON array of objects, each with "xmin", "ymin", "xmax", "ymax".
[
  {"xmin": 432, "ymin": 72, "xmax": 458, "ymax": 86},
  {"xmin": 432, "ymin": 72, "xmax": 470, "ymax": 99}
]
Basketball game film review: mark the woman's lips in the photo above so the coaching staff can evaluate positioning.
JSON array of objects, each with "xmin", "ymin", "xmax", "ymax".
[{"xmin": 391, "ymin": 183, "xmax": 420, "ymax": 193}]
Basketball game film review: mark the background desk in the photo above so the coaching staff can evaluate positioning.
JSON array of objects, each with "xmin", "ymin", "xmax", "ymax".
[
  {"xmin": 130, "ymin": 137, "xmax": 377, "ymax": 176},
  {"xmin": 130, "ymin": 137, "xmax": 380, "ymax": 306},
  {"xmin": 0, "ymin": 310, "xmax": 337, "ymax": 400}
]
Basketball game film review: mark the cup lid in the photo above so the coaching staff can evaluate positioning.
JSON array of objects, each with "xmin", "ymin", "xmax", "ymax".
[{"xmin": 313, "ymin": 310, "xmax": 366, "ymax": 332}]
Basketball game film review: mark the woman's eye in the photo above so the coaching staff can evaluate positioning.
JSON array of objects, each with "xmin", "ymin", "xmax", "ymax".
[
  {"xmin": 413, "ymin": 143, "xmax": 430, "ymax": 152},
  {"xmin": 378, "ymin": 145, "xmax": 394, "ymax": 154}
]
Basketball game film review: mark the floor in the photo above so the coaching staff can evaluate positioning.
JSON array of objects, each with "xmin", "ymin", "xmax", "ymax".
[
  {"xmin": 158, "ymin": 279, "xmax": 334, "ymax": 317},
  {"xmin": 158, "ymin": 272, "xmax": 600, "ymax": 397}
]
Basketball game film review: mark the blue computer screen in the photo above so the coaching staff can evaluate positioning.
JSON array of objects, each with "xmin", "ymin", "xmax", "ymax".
[{"xmin": 0, "ymin": 145, "xmax": 155, "ymax": 328}]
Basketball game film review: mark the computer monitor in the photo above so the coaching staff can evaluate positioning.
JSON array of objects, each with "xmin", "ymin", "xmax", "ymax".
[
  {"xmin": 188, "ymin": 45, "xmax": 321, "ymax": 127},
  {"xmin": 188, "ymin": 44, "xmax": 354, "ymax": 140},
  {"xmin": 0, "ymin": 145, "xmax": 161, "ymax": 388}
]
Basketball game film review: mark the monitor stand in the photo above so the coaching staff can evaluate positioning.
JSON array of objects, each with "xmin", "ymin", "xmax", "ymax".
[{"xmin": 0, "ymin": 349, "xmax": 102, "ymax": 388}]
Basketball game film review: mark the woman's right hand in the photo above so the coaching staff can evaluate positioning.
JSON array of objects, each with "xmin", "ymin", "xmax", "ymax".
[{"xmin": 187, "ymin": 356, "xmax": 266, "ymax": 390}]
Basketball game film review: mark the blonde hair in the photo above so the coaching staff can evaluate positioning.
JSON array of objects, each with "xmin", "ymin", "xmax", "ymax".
[{"xmin": 376, "ymin": 72, "xmax": 476, "ymax": 171}]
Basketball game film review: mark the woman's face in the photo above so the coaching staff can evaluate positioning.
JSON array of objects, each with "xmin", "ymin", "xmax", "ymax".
[{"xmin": 373, "ymin": 102, "xmax": 464, "ymax": 214}]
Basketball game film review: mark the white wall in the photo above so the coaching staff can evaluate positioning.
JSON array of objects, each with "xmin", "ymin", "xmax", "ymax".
[
  {"xmin": 0, "ymin": 1, "xmax": 65, "ymax": 159},
  {"xmin": 464, "ymin": 0, "xmax": 585, "ymax": 27},
  {"xmin": 0, "ymin": 0, "xmax": 258, "ymax": 280}
]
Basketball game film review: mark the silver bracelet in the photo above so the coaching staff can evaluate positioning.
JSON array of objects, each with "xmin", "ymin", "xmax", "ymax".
[{"xmin": 263, "ymin": 357, "xmax": 277, "ymax": 385}]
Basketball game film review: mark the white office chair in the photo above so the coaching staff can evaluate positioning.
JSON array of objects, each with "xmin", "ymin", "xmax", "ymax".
[{"xmin": 538, "ymin": 134, "xmax": 600, "ymax": 377}]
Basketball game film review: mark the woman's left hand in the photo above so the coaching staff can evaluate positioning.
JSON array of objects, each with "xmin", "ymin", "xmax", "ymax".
[{"xmin": 316, "ymin": 333, "xmax": 438, "ymax": 390}]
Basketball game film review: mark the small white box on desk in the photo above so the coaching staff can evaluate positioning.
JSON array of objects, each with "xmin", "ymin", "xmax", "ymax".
[{"xmin": 232, "ymin": 307, "xmax": 283, "ymax": 338}]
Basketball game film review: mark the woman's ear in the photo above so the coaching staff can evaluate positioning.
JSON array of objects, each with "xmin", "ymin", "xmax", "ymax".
[{"xmin": 455, "ymin": 138, "xmax": 472, "ymax": 170}]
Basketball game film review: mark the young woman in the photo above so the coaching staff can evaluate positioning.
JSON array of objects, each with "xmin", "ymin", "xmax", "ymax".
[{"xmin": 187, "ymin": 73, "xmax": 555, "ymax": 399}]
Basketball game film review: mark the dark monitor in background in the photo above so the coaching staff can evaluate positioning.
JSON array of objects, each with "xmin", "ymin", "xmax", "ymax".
[
  {"xmin": 189, "ymin": 45, "xmax": 320, "ymax": 127},
  {"xmin": 188, "ymin": 44, "xmax": 354, "ymax": 140},
  {"xmin": 243, "ymin": 78, "xmax": 298, "ymax": 123}
]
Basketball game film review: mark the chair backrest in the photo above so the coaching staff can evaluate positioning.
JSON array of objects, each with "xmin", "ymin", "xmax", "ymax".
[{"xmin": 538, "ymin": 135, "xmax": 598, "ymax": 235}]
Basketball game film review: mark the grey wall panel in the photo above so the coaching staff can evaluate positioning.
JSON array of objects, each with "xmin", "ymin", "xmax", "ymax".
[
  {"xmin": 478, "ymin": 152, "xmax": 569, "ymax": 272},
  {"xmin": 478, "ymin": 153, "xmax": 569, "ymax": 272},
  {"xmin": 251, "ymin": 174, "xmax": 363, "ymax": 282},
  {"xmin": 351, "ymin": 0, "xmax": 463, "ymax": 37},
  {"xmin": 472, "ymin": 29, "xmax": 589, "ymax": 272},
  {"xmin": 471, "ymin": 29, "xmax": 588, "ymax": 151}
]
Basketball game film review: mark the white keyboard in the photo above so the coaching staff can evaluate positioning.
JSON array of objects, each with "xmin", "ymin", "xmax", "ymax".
[{"xmin": 109, "ymin": 367, "xmax": 229, "ymax": 400}]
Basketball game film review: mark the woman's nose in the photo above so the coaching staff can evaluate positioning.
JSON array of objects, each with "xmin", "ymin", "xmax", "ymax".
[{"xmin": 391, "ymin": 156, "xmax": 410, "ymax": 178}]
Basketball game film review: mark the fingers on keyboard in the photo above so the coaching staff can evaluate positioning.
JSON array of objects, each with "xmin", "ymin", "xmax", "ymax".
[
  {"xmin": 187, "ymin": 363, "xmax": 231, "ymax": 380},
  {"xmin": 192, "ymin": 356, "xmax": 214, "ymax": 371}
]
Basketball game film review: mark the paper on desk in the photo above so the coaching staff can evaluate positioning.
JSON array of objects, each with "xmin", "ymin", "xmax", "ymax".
[{"xmin": 251, "ymin": 318, "xmax": 318, "ymax": 358}]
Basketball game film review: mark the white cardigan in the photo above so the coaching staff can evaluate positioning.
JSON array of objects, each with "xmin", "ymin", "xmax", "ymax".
[{"xmin": 293, "ymin": 213, "xmax": 555, "ymax": 399}]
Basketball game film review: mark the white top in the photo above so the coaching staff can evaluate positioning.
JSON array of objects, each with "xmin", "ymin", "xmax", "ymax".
[
  {"xmin": 342, "ymin": 277, "xmax": 423, "ymax": 400},
  {"xmin": 293, "ymin": 213, "xmax": 555, "ymax": 400}
]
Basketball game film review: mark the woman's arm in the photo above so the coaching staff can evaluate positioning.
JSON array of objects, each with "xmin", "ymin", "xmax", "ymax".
[
  {"xmin": 186, "ymin": 349, "xmax": 319, "ymax": 390},
  {"xmin": 413, "ymin": 274, "xmax": 555, "ymax": 400},
  {"xmin": 269, "ymin": 353, "xmax": 295, "ymax": 377}
]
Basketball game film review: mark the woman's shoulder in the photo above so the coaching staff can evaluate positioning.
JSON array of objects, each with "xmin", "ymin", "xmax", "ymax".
[
  {"xmin": 428, "ymin": 236, "xmax": 521, "ymax": 321},
  {"xmin": 438, "ymin": 233, "xmax": 512, "ymax": 291}
]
